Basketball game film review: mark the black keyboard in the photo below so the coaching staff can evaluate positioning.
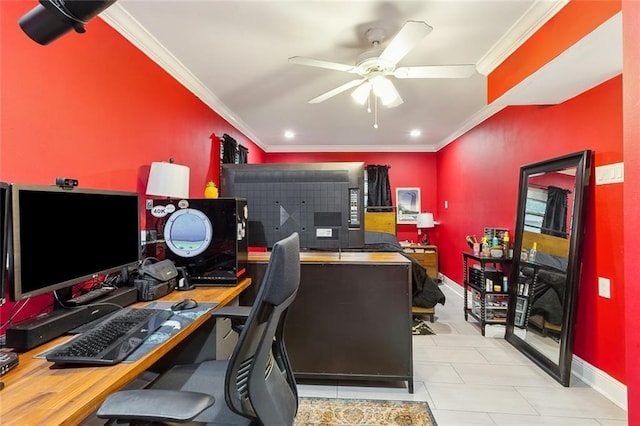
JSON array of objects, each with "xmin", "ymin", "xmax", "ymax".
[{"xmin": 45, "ymin": 308, "xmax": 174, "ymax": 365}]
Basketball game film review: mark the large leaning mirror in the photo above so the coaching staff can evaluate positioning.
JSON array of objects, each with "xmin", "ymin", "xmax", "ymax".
[{"xmin": 505, "ymin": 150, "xmax": 592, "ymax": 386}]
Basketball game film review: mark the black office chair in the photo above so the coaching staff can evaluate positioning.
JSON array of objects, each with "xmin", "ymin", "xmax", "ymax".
[{"xmin": 97, "ymin": 232, "xmax": 301, "ymax": 425}]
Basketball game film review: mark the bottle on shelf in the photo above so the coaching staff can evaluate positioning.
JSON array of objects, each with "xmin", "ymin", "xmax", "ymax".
[
  {"xmin": 492, "ymin": 235, "xmax": 499, "ymax": 247},
  {"xmin": 502, "ymin": 275, "xmax": 508, "ymax": 292},
  {"xmin": 503, "ymin": 231, "xmax": 510, "ymax": 257},
  {"xmin": 481, "ymin": 237, "xmax": 491, "ymax": 256},
  {"xmin": 486, "ymin": 278, "xmax": 493, "ymax": 292},
  {"xmin": 529, "ymin": 242, "xmax": 537, "ymax": 262}
]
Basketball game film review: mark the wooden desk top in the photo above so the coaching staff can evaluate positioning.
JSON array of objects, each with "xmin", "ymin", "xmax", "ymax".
[
  {"xmin": 0, "ymin": 279, "xmax": 251, "ymax": 426},
  {"xmin": 249, "ymin": 251, "xmax": 410, "ymax": 265}
]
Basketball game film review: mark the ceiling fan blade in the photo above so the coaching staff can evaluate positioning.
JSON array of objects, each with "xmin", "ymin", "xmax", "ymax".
[
  {"xmin": 393, "ymin": 65, "xmax": 477, "ymax": 79},
  {"xmin": 289, "ymin": 56, "xmax": 358, "ymax": 73},
  {"xmin": 379, "ymin": 20, "xmax": 433, "ymax": 66},
  {"xmin": 308, "ymin": 78, "xmax": 366, "ymax": 104}
]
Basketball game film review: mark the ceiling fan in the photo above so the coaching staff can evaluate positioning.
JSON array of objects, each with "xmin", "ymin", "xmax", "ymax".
[{"xmin": 289, "ymin": 20, "xmax": 476, "ymax": 108}]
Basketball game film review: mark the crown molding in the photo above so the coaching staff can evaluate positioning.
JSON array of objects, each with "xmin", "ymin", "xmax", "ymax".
[
  {"xmin": 99, "ymin": 4, "xmax": 267, "ymax": 152},
  {"xmin": 263, "ymin": 143, "xmax": 437, "ymax": 153},
  {"xmin": 101, "ymin": 1, "xmax": 565, "ymax": 154},
  {"xmin": 434, "ymin": 103, "xmax": 506, "ymax": 151},
  {"xmin": 476, "ymin": 0, "xmax": 569, "ymax": 75}
]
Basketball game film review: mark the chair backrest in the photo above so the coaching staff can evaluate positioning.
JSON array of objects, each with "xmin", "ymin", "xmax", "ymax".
[{"xmin": 225, "ymin": 232, "xmax": 300, "ymax": 425}]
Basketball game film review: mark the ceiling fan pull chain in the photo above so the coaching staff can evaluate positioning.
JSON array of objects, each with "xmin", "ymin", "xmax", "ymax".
[
  {"xmin": 367, "ymin": 91, "xmax": 372, "ymax": 113},
  {"xmin": 374, "ymin": 96, "xmax": 379, "ymax": 129}
]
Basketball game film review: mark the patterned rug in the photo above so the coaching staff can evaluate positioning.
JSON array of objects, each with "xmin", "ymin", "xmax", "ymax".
[
  {"xmin": 294, "ymin": 397, "xmax": 437, "ymax": 426},
  {"xmin": 412, "ymin": 318, "xmax": 435, "ymax": 335}
]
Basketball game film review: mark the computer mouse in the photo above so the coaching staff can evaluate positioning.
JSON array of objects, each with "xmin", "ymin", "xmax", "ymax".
[{"xmin": 171, "ymin": 298, "xmax": 198, "ymax": 311}]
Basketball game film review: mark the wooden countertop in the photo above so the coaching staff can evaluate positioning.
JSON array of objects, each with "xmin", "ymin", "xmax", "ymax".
[
  {"xmin": 249, "ymin": 251, "xmax": 411, "ymax": 264},
  {"xmin": 0, "ymin": 279, "xmax": 251, "ymax": 426}
]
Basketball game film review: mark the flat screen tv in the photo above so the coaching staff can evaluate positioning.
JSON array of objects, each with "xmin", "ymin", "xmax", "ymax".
[
  {"xmin": 9, "ymin": 184, "xmax": 141, "ymax": 301},
  {"xmin": 220, "ymin": 162, "xmax": 364, "ymax": 250}
]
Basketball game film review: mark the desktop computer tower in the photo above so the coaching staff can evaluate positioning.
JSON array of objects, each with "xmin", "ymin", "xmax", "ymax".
[{"xmin": 146, "ymin": 198, "xmax": 248, "ymax": 286}]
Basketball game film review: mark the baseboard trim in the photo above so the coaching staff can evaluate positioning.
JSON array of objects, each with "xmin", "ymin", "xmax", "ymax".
[
  {"xmin": 572, "ymin": 355, "xmax": 627, "ymax": 410},
  {"xmin": 441, "ymin": 275, "xmax": 628, "ymax": 411}
]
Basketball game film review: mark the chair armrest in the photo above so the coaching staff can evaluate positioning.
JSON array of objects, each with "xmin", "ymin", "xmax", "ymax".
[
  {"xmin": 211, "ymin": 306, "xmax": 252, "ymax": 334},
  {"xmin": 97, "ymin": 389, "xmax": 214, "ymax": 423},
  {"xmin": 210, "ymin": 305, "xmax": 251, "ymax": 321}
]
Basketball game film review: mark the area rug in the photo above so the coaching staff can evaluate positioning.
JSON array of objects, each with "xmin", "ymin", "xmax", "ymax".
[
  {"xmin": 295, "ymin": 397, "xmax": 437, "ymax": 426},
  {"xmin": 412, "ymin": 318, "xmax": 435, "ymax": 335}
]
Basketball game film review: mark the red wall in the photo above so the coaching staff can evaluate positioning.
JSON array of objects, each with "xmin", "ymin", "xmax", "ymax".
[
  {"xmin": 266, "ymin": 152, "xmax": 437, "ymax": 243},
  {"xmin": 437, "ymin": 77, "xmax": 625, "ymax": 383},
  {"xmin": 623, "ymin": 0, "xmax": 640, "ymax": 421},
  {"xmin": 483, "ymin": 0, "xmax": 626, "ymax": 390},
  {"xmin": 0, "ymin": 1, "xmax": 265, "ymax": 330}
]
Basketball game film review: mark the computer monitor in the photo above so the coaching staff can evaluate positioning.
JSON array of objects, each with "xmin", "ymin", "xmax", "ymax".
[
  {"xmin": 9, "ymin": 184, "xmax": 141, "ymax": 301},
  {"xmin": 1, "ymin": 182, "xmax": 9, "ymax": 305},
  {"xmin": 220, "ymin": 162, "xmax": 365, "ymax": 250}
]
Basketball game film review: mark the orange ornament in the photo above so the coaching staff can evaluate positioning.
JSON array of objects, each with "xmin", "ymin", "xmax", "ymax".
[{"xmin": 204, "ymin": 181, "xmax": 219, "ymax": 198}]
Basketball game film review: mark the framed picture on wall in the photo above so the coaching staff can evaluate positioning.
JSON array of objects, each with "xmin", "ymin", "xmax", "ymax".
[{"xmin": 396, "ymin": 187, "xmax": 421, "ymax": 224}]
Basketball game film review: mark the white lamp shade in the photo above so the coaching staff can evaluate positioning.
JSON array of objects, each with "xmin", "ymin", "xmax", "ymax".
[
  {"xmin": 351, "ymin": 81, "xmax": 372, "ymax": 105},
  {"xmin": 146, "ymin": 161, "xmax": 190, "ymax": 199},
  {"xmin": 371, "ymin": 75, "xmax": 401, "ymax": 106},
  {"xmin": 416, "ymin": 212, "xmax": 435, "ymax": 229}
]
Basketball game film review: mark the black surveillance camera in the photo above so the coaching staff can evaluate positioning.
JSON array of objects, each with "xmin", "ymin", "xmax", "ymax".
[{"xmin": 18, "ymin": 0, "xmax": 118, "ymax": 46}]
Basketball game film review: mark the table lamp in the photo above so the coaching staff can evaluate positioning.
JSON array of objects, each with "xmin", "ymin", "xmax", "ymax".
[
  {"xmin": 146, "ymin": 159, "xmax": 190, "ymax": 199},
  {"xmin": 416, "ymin": 212, "xmax": 435, "ymax": 245}
]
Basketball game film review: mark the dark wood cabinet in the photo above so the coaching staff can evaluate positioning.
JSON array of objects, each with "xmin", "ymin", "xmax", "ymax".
[{"xmin": 246, "ymin": 251, "xmax": 414, "ymax": 392}]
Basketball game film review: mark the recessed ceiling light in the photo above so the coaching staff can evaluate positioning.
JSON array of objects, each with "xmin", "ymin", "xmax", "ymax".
[
  {"xmin": 284, "ymin": 130, "xmax": 295, "ymax": 139},
  {"xmin": 410, "ymin": 129, "xmax": 422, "ymax": 138}
]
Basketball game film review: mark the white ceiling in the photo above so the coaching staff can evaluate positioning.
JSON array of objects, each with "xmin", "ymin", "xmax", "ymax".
[{"xmin": 101, "ymin": 1, "xmax": 621, "ymax": 153}]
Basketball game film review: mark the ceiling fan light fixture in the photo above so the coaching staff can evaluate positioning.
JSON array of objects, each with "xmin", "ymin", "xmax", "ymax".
[
  {"xmin": 291, "ymin": 20, "xmax": 473, "ymax": 111},
  {"xmin": 351, "ymin": 82, "xmax": 371, "ymax": 105},
  {"xmin": 371, "ymin": 76, "xmax": 399, "ymax": 106}
]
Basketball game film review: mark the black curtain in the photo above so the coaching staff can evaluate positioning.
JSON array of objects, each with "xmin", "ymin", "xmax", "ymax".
[
  {"xmin": 542, "ymin": 186, "xmax": 569, "ymax": 237},
  {"xmin": 238, "ymin": 144, "xmax": 248, "ymax": 164},
  {"xmin": 366, "ymin": 164, "xmax": 392, "ymax": 212},
  {"xmin": 222, "ymin": 134, "xmax": 237, "ymax": 164}
]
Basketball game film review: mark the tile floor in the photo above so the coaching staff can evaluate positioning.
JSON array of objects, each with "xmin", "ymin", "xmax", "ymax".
[{"xmin": 296, "ymin": 283, "xmax": 628, "ymax": 425}]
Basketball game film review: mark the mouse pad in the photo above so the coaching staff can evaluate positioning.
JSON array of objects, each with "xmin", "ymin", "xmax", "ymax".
[
  {"xmin": 36, "ymin": 302, "xmax": 218, "ymax": 362},
  {"xmin": 124, "ymin": 301, "xmax": 218, "ymax": 362}
]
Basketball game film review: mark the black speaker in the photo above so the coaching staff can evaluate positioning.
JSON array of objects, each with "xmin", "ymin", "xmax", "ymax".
[
  {"xmin": 19, "ymin": 0, "xmax": 117, "ymax": 45},
  {"xmin": 146, "ymin": 198, "xmax": 248, "ymax": 286}
]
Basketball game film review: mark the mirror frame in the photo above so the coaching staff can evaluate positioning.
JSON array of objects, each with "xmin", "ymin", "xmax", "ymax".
[{"xmin": 505, "ymin": 150, "xmax": 592, "ymax": 386}]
